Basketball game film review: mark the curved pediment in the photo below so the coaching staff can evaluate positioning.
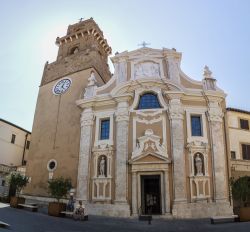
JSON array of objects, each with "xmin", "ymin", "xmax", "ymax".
[{"xmin": 111, "ymin": 79, "xmax": 183, "ymax": 97}]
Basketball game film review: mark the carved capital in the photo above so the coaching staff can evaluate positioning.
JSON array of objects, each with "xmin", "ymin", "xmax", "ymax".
[
  {"xmin": 80, "ymin": 108, "xmax": 95, "ymax": 126},
  {"xmin": 115, "ymin": 101, "xmax": 129, "ymax": 122},
  {"xmin": 168, "ymin": 98, "xmax": 184, "ymax": 120},
  {"xmin": 207, "ymin": 101, "xmax": 223, "ymax": 122},
  {"xmin": 115, "ymin": 111, "xmax": 129, "ymax": 122},
  {"xmin": 186, "ymin": 141, "xmax": 209, "ymax": 154}
]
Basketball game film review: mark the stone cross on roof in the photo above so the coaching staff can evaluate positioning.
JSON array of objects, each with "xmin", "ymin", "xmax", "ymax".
[
  {"xmin": 78, "ymin": 17, "xmax": 84, "ymax": 22},
  {"xmin": 138, "ymin": 41, "xmax": 150, "ymax": 48}
]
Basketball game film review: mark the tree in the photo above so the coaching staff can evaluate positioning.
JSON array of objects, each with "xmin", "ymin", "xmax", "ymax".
[
  {"xmin": 48, "ymin": 177, "xmax": 72, "ymax": 202},
  {"xmin": 8, "ymin": 172, "xmax": 29, "ymax": 197},
  {"xmin": 231, "ymin": 176, "xmax": 250, "ymax": 207}
]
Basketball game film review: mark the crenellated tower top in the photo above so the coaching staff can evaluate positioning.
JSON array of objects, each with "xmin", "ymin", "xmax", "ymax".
[{"xmin": 41, "ymin": 18, "xmax": 112, "ymax": 85}]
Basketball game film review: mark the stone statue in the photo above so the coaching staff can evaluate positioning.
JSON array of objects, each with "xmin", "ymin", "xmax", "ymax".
[
  {"xmin": 195, "ymin": 154, "xmax": 203, "ymax": 176},
  {"xmin": 99, "ymin": 157, "xmax": 106, "ymax": 176},
  {"xmin": 87, "ymin": 71, "xmax": 97, "ymax": 86},
  {"xmin": 73, "ymin": 47, "xmax": 79, "ymax": 54}
]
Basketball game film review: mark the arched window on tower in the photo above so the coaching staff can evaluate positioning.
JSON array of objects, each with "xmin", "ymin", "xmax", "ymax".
[
  {"xmin": 137, "ymin": 93, "xmax": 161, "ymax": 110},
  {"xmin": 69, "ymin": 46, "xmax": 79, "ymax": 55}
]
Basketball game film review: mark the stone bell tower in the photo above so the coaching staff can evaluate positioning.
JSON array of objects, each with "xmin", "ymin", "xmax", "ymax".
[
  {"xmin": 41, "ymin": 18, "xmax": 112, "ymax": 86},
  {"xmin": 24, "ymin": 18, "xmax": 112, "ymax": 196}
]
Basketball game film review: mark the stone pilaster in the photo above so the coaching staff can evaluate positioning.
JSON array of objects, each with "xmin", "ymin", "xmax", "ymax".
[
  {"xmin": 207, "ymin": 101, "xmax": 227, "ymax": 201},
  {"xmin": 115, "ymin": 101, "xmax": 129, "ymax": 204},
  {"xmin": 168, "ymin": 97, "xmax": 186, "ymax": 203},
  {"xmin": 164, "ymin": 170, "xmax": 170, "ymax": 213},
  {"xmin": 131, "ymin": 172, "xmax": 138, "ymax": 215},
  {"xmin": 76, "ymin": 107, "xmax": 94, "ymax": 202}
]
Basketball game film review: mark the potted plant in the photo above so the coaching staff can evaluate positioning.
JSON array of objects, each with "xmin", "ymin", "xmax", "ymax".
[
  {"xmin": 8, "ymin": 172, "xmax": 29, "ymax": 208},
  {"xmin": 48, "ymin": 177, "xmax": 72, "ymax": 217},
  {"xmin": 231, "ymin": 176, "xmax": 250, "ymax": 221}
]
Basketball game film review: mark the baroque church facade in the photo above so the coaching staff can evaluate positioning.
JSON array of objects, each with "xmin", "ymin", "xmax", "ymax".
[{"xmin": 25, "ymin": 18, "xmax": 233, "ymax": 218}]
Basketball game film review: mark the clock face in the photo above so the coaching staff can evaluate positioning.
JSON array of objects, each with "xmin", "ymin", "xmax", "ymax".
[{"xmin": 53, "ymin": 78, "xmax": 72, "ymax": 95}]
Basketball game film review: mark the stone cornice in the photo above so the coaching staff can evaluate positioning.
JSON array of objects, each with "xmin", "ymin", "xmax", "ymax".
[
  {"xmin": 55, "ymin": 28, "xmax": 111, "ymax": 55},
  {"xmin": 76, "ymin": 96, "xmax": 116, "ymax": 109}
]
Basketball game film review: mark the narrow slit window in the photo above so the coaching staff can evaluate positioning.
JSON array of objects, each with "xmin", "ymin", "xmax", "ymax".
[
  {"xmin": 26, "ymin": 141, "xmax": 30, "ymax": 149},
  {"xmin": 11, "ymin": 134, "xmax": 16, "ymax": 144}
]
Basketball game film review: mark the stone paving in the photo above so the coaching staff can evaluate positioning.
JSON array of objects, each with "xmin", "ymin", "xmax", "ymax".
[{"xmin": 0, "ymin": 203, "xmax": 250, "ymax": 232}]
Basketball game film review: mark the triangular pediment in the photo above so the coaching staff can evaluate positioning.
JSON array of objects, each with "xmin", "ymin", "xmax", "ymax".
[
  {"xmin": 130, "ymin": 152, "xmax": 171, "ymax": 164},
  {"xmin": 138, "ymin": 154, "xmax": 165, "ymax": 162}
]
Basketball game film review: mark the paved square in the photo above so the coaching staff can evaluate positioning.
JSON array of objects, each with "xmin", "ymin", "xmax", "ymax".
[{"xmin": 0, "ymin": 203, "xmax": 250, "ymax": 232}]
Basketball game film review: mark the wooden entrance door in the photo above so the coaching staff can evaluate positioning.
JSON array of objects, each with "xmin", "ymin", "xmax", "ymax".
[{"xmin": 141, "ymin": 175, "xmax": 161, "ymax": 215}]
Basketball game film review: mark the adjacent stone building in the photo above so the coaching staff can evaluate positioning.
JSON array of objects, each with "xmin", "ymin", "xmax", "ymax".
[
  {"xmin": 0, "ymin": 118, "xmax": 31, "ymax": 196},
  {"xmin": 24, "ymin": 18, "xmax": 232, "ymax": 218},
  {"xmin": 226, "ymin": 108, "xmax": 250, "ymax": 179}
]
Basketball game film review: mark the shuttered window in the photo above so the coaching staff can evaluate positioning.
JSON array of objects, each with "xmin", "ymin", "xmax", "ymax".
[{"xmin": 242, "ymin": 144, "xmax": 250, "ymax": 160}]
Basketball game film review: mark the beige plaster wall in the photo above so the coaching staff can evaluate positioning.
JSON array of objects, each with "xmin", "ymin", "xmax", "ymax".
[
  {"xmin": 227, "ymin": 110, "xmax": 250, "ymax": 178},
  {"xmin": 24, "ymin": 68, "xmax": 101, "ymax": 196},
  {"xmin": 0, "ymin": 121, "xmax": 30, "ymax": 167}
]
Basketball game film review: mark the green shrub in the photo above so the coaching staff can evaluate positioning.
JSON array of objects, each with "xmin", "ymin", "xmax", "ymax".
[
  {"xmin": 48, "ymin": 177, "xmax": 72, "ymax": 202},
  {"xmin": 8, "ymin": 172, "xmax": 29, "ymax": 197},
  {"xmin": 230, "ymin": 176, "xmax": 250, "ymax": 207}
]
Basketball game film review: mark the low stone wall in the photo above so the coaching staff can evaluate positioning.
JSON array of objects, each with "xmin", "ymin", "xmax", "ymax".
[
  {"xmin": 84, "ymin": 203, "xmax": 131, "ymax": 217},
  {"xmin": 172, "ymin": 201, "xmax": 233, "ymax": 218}
]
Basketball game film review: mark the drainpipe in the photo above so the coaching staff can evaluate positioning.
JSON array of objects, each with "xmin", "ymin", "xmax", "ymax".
[{"xmin": 22, "ymin": 133, "xmax": 28, "ymax": 166}]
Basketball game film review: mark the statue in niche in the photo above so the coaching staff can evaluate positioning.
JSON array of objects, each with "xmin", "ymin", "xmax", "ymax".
[
  {"xmin": 73, "ymin": 47, "xmax": 79, "ymax": 54},
  {"xmin": 99, "ymin": 156, "xmax": 106, "ymax": 176},
  {"xmin": 195, "ymin": 154, "xmax": 203, "ymax": 176}
]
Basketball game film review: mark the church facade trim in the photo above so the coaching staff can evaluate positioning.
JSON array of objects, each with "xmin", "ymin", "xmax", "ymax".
[{"xmin": 25, "ymin": 19, "xmax": 232, "ymax": 218}]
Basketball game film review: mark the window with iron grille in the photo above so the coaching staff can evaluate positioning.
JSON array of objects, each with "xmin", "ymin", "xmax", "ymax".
[
  {"xmin": 100, "ymin": 119, "xmax": 110, "ymax": 140},
  {"xmin": 191, "ymin": 115, "xmax": 202, "ymax": 136},
  {"xmin": 137, "ymin": 93, "xmax": 161, "ymax": 110}
]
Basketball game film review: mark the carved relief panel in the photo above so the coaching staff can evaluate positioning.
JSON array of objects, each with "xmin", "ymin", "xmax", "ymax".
[{"xmin": 131, "ymin": 60, "xmax": 164, "ymax": 80}]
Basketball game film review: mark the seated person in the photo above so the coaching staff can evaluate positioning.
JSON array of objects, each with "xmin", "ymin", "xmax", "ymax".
[{"xmin": 73, "ymin": 200, "xmax": 85, "ymax": 220}]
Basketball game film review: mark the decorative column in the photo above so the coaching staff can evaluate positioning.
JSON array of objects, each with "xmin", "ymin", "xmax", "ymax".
[
  {"xmin": 76, "ymin": 107, "xmax": 94, "ymax": 202},
  {"xmin": 168, "ymin": 97, "xmax": 187, "ymax": 203},
  {"xmin": 207, "ymin": 101, "xmax": 227, "ymax": 201},
  {"xmin": 115, "ymin": 101, "xmax": 129, "ymax": 204},
  {"xmin": 131, "ymin": 172, "xmax": 138, "ymax": 215}
]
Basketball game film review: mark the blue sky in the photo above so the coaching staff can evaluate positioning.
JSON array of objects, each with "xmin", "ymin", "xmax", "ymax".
[{"xmin": 0, "ymin": 0, "xmax": 250, "ymax": 131}]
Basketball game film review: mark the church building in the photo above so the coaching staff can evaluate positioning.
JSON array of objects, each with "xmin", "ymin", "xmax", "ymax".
[{"xmin": 24, "ymin": 18, "xmax": 233, "ymax": 218}]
